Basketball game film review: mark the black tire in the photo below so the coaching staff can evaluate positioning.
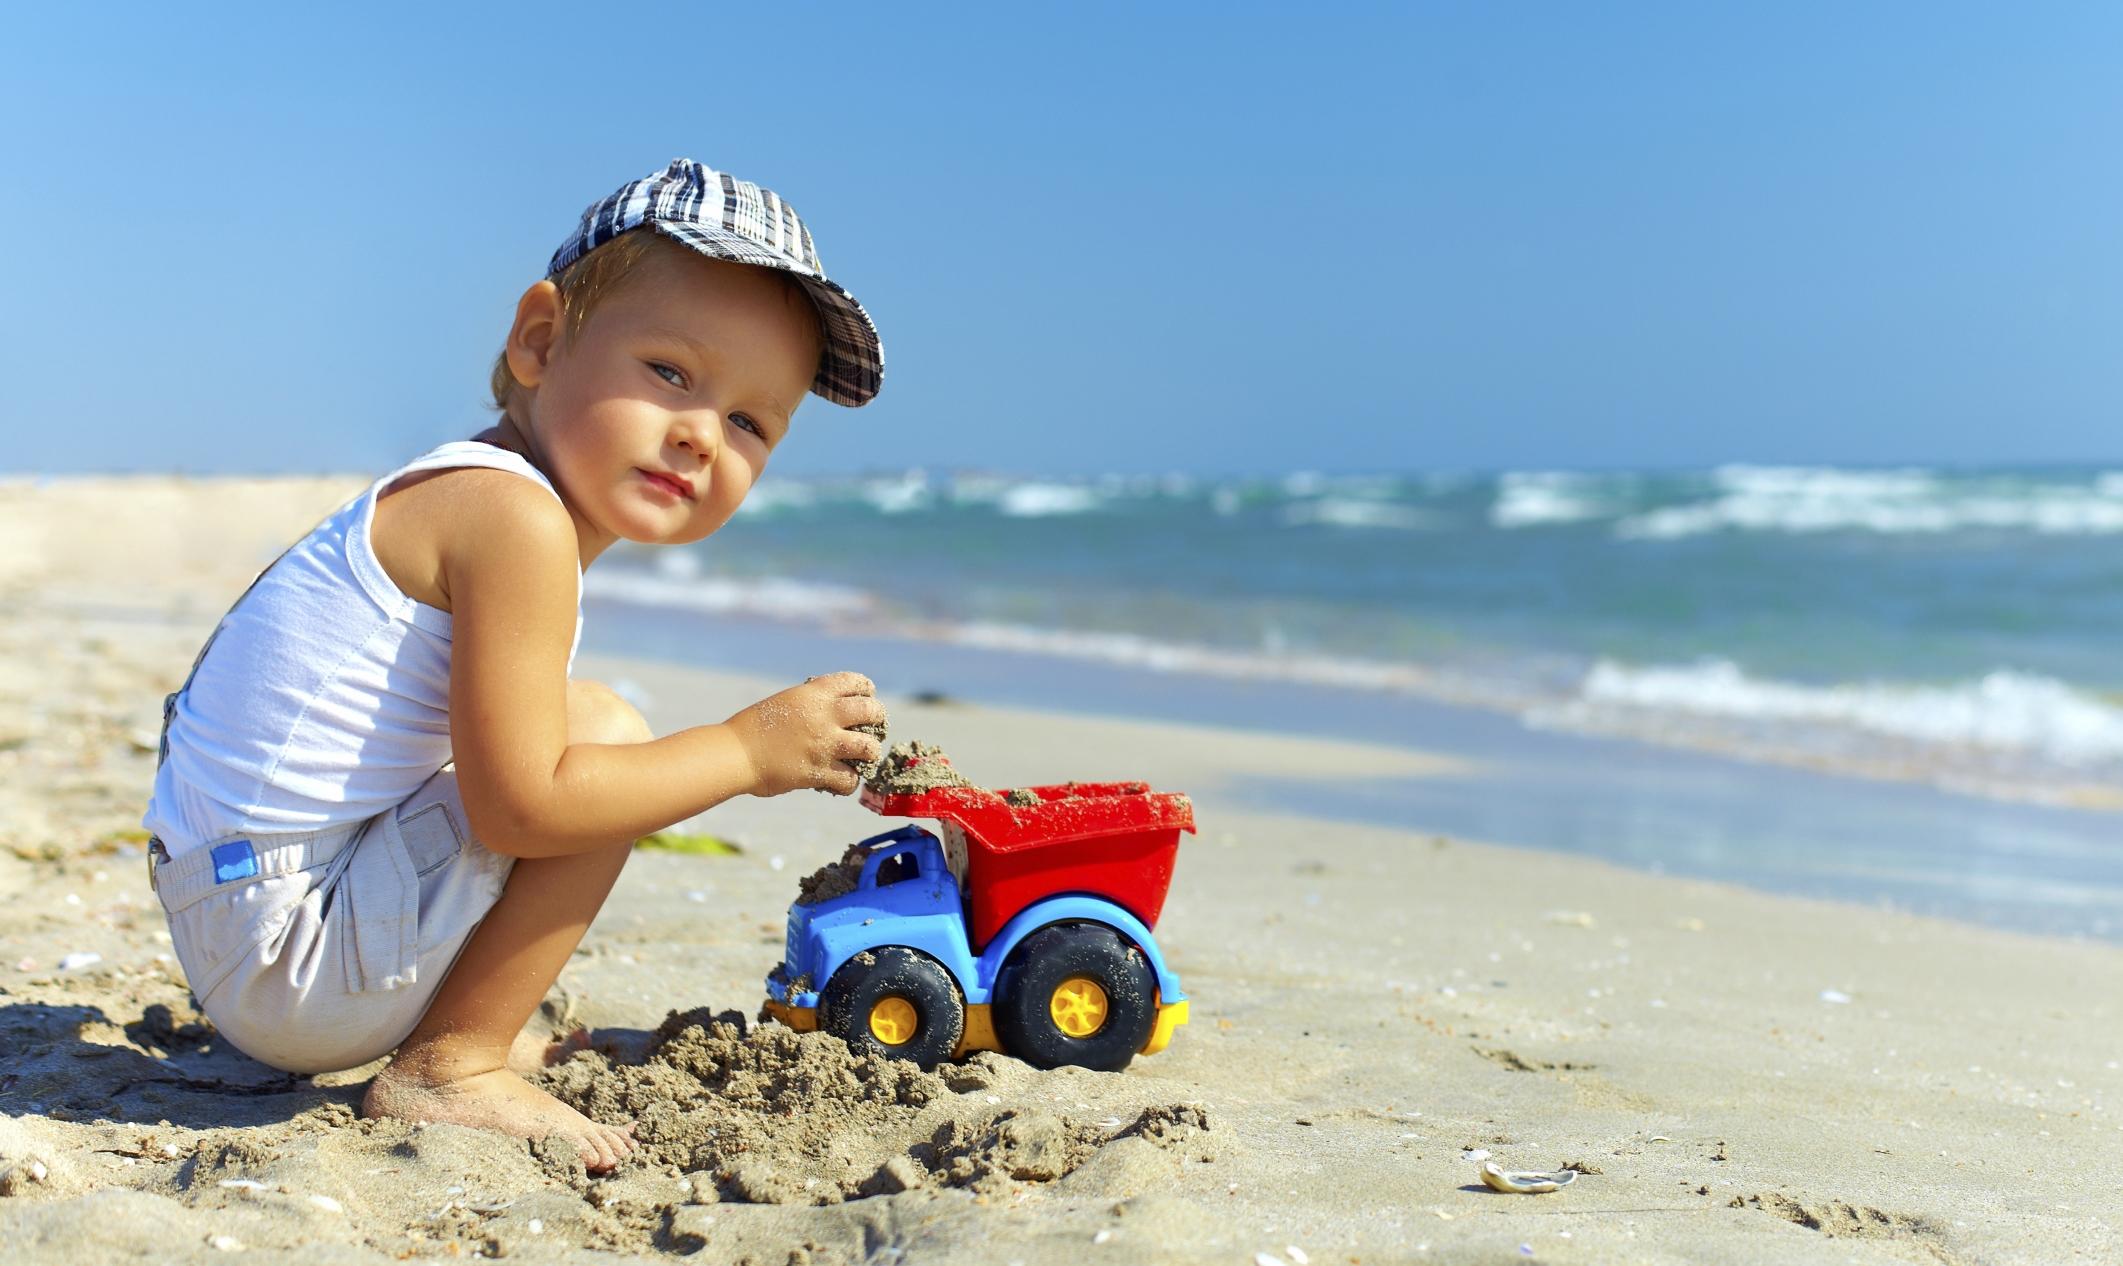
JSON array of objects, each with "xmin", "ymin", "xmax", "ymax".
[
  {"xmin": 819, "ymin": 947, "xmax": 965, "ymax": 1069},
  {"xmin": 994, "ymin": 923, "xmax": 1157, "ymax": 1071}
]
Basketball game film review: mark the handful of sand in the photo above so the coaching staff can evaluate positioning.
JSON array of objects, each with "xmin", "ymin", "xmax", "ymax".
[
  {"xmin": 850, "ymin": 719, "xmax": 889, "ymax": 780},
  {"xmin": 865, "ymin": 739, "xmax": 976, "ymax": 796}
]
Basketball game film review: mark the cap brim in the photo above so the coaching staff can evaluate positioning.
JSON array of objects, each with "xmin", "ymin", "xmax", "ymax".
[{"xmin": 646, "ymin": 221, "xmax": 884, "ymax": 408}]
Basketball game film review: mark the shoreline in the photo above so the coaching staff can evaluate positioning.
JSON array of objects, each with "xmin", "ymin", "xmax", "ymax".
[
  {"xmin": 13, "ymin": 471, "xmax": 2123, "ymax": 819},
  {"xmin": 8, "ymin": 474, "xmax": 2121, "ymax": 942}
]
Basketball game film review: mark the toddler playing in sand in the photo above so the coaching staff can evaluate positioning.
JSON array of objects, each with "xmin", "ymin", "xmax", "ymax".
[{"xmin": 140, "ymin": 159, "xmax": 888, "ymax": 1170}]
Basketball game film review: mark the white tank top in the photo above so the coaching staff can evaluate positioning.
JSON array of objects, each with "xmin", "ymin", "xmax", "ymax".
[{"xmin": 144, "ymin": 441, "xmax": 583, "ymax": 857}]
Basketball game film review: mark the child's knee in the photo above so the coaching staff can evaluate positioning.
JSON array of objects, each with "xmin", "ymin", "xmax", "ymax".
[{"xmin": 567, "ymin": 680, "xmax": 653, "ymax": 746}]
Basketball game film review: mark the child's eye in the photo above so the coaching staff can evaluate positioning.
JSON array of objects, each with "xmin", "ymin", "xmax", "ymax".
[
  {"xmin": 648, "ymin": 362, "xmax": 686, "ymax": 389},
  {"xmin": 731, "ymin": 414, "xmax": 765, "ymax": 438}
]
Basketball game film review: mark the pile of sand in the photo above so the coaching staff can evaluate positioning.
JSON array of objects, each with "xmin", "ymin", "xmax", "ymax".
[{"xmin": 541, "ymin": 1009, "xmax": 1215, "ymax": 1207}]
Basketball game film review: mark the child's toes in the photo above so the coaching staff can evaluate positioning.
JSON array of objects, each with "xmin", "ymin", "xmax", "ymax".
[{"xmin": 579, "ymin": 1129, "xmax": 620, "ymax": 1173}]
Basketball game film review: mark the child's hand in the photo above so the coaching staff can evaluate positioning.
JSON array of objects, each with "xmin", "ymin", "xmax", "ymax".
[{"xmin": 727, "ymin": 672, "xmax": 886, "ymax": 797}]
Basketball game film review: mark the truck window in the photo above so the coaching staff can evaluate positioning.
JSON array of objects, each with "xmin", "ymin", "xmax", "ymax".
[{"xmin": 876, "ymin": 851, "xmax": 920, "ymax": 887}]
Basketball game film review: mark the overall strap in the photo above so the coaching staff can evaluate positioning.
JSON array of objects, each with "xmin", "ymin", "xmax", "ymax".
[
  {"xmin": 155, "ymin": 490, "xmax": 362, "ymax": 772},
  {"xmin": 147, "ymin": 488, "xmax": 358, "ymax": 891}
]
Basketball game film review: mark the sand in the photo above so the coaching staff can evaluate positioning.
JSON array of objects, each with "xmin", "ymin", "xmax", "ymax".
[{"xmin": 2, "ymin": 475, "xmax": 2121, "ymax": 1264}]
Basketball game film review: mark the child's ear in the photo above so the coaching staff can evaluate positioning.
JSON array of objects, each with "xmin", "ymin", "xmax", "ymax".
[{"xmin": 505, "ymin": 281, "xmax": 564, "ymax": 388}]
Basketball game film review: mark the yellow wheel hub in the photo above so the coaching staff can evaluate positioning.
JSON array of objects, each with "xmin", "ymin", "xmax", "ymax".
[
  {"xmin": 868, "ymin": 996, "xmax": 918, "ymax": 1046},
  {"xmin": 1049, "ymin": 976, "xmax": 1109, "ymax": 1037}
]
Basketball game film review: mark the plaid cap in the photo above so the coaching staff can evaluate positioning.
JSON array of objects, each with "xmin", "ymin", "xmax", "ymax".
[{"xmin": 547, "ymin": 158, "xmax": 883, "ymax": 407}]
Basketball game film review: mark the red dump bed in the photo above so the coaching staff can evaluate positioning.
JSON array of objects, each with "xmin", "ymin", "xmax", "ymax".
[{"xmin": 861, "ymin": 777, "xmax": 1195, "ymax": 950}]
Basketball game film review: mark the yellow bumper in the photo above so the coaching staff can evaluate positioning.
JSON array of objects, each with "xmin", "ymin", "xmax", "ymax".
[
  {"xmin": 762, "ymin": 997, "xmax": 1189, "ymax": 1057},
  {"xmin": 763, "ymin": 998, "xmax": 818, "ymax": 1032},
  {"xmin": 1140, "ymin": 998, "xmax": 1189, "ymax": 1055}
]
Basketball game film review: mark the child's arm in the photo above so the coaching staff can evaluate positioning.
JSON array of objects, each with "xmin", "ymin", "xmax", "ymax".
[{"xmin": 439, "ymin": 476, "xmax": 881, "ymax": 859}]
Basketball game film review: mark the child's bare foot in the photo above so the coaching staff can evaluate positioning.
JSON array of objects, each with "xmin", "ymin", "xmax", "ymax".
[
  {"xmin": 507, "ymin": 1024, "xmax": 591, "ymax": 1077},
  {"xmin": 363, "ymin": 1058, "xmax": 635, "ymax": 1172}
]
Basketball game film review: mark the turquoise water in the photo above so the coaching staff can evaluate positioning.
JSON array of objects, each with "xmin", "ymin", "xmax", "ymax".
[
  {"xmin": 580, "ymin": 609, "xmax": 2123, "ymax": 943},
  {"xmin": 589, "ymin": 463, "xmax": 2123, "ymax": 800}
]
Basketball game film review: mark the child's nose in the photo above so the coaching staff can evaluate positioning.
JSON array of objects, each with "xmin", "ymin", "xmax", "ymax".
[{"xmin": 671, "ymin": 413, "xmax": 723, "ymax": 464}]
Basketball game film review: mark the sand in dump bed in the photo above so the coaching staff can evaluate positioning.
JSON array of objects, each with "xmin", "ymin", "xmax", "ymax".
[
  {"xmin": 864, "ymin": 740, "xmax": 977, "ymax": 796},
  {"xmin": 792, "ymin": 843, "xmax": 870, "ymax": 907}
]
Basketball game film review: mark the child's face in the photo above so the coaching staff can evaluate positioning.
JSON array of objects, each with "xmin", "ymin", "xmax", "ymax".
[{"xmin": 506, "ymin": 245, "xmax": 823, "ymax": 560}]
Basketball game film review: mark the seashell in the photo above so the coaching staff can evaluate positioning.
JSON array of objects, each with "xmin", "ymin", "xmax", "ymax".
[{"xmin": 1480, "ymin": 1162, "xmax": 1578, "ymax": 1194}]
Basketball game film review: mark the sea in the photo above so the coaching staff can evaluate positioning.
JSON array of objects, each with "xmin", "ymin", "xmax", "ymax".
[{"xmin": 576, "ymin": 463, "xmax": 2123, "ymax": 943}]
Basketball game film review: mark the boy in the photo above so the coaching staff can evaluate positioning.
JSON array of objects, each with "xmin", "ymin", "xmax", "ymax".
[{"xmin": 142, "ymin": 159, "xmax": 887, "ymax": 1170}]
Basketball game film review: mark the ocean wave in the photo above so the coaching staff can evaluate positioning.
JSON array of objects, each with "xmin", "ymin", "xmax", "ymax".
[
  {"xmin": 1543, "ymin": 658, "xmax": 2123, "ymax": 766},
  {"xmin": 996, "ymin": 483, "xmax": 1104, "ymax": 517},
  {"xmin": 860, "ymin": 473, "xmax": 931, "ymax": 515},
  {"xmin": 1616, "ymin": 464, "xmax": 2123, "ymax": 539},
  {"xmin": 1281, "ymin": 497, "xmax": 1434, "ymax": 530},
  {"xmin": 585, "ymin": 567, "xmax": 1482, "ymax": 698},
  {"xmin": 1490, "ymin": 471, "xmax": 1618, "ymax": 528},
  {"xmin": 729, "ymin": 481, "xmax": 824, "ymax": 517},
  {"xmin": 582, "ymin": 567, "xmax": 875, "ymax": 622},
  {"xmin": 941, "ymin": 621, "xmax": 1455, "ymax": 694}
]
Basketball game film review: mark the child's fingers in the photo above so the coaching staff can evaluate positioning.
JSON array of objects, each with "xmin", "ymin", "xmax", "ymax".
[
  {"xmin": 835, "ymin": 695, "xmax": 888, "ymax": 728},
  {"xmin": 830, "ymin": 728, "xmax": 883, "ymax": 764},
  {"xmin": 806, "ymin": 670, "xmax": 874, "ymax": 696},
  {"xmin": 818, "ymin": 761, "xmax": 860, "ymax": 795}
]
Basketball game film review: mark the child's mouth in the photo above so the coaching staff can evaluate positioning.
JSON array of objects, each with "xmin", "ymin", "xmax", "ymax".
[{"xmin": 638, "ymin": 469, "xmax": 695, "ymax": 501}]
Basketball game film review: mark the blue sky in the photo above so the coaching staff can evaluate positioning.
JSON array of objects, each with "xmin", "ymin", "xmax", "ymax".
[{"xmin": 4, "ymin": 2, "xmax": 2120, "ymax": 477}]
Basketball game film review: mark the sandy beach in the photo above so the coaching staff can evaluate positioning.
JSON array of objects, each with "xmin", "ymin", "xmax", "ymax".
[{"xmin": 2, "ymin": 476, "xmax": 2120, "ymax": 1265}]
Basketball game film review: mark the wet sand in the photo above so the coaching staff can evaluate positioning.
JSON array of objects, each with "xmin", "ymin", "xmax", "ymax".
[{"xmin": 2, "ymin": 475, "xmax": 2120, "ymax": 1264}]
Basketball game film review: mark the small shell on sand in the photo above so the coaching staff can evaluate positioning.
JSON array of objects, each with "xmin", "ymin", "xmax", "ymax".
[
  {"xmin": 208, "ymin": 1236, "xmax": 244, "ymax": 1251},
  {"xmin": 1479, "ymin": 1161, "xmax": 1577, "ymax": 1194}
]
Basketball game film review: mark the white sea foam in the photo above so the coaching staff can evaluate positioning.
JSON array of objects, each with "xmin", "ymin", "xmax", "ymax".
[
  {"xmin": 1491, "ymin": 471, "xmax": 1615, "ymax": 528},
  {"xmin": 997, "ymin": 483, "xmax": 1103, "ymax": 517},
  {"xmin": 582, "ymin": 569, "xmax": 874, "ymax": 622},
  {"xmin": 861, "ymin": 473, "xmax": 931, "ymax": 514},
  {"xmin": 1281, "ymin": 497, "xmax": 1432, "ymax": 530},
  {"xmin": 941, "ymin": 622, "xmax": 1453, "ymax": 695},
  {"xmin": 732, "ymin": 481, "xmax": 820, "ymax": 517},
  {"xmin": 1616, "ymin": 464, "xmax": 2123, "ymax": 539},
  {"xmin": 1548, "ymin": 659, "xmax": 2123, "ymax": 766}
]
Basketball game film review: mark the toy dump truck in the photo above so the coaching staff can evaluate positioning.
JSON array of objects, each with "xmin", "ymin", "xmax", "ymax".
[{"xmin": 764, "ymin": 765, "xmax": 1194, "ymax": 1071}]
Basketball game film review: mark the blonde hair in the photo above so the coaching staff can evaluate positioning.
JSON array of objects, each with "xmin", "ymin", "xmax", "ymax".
[
  {"xmin": 487, "ymin": 231, "xmax": 820, "ymax": 415},
  {"xmin": 488, "ymin": 231, "xmax": 681, "ymax": 414}
]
